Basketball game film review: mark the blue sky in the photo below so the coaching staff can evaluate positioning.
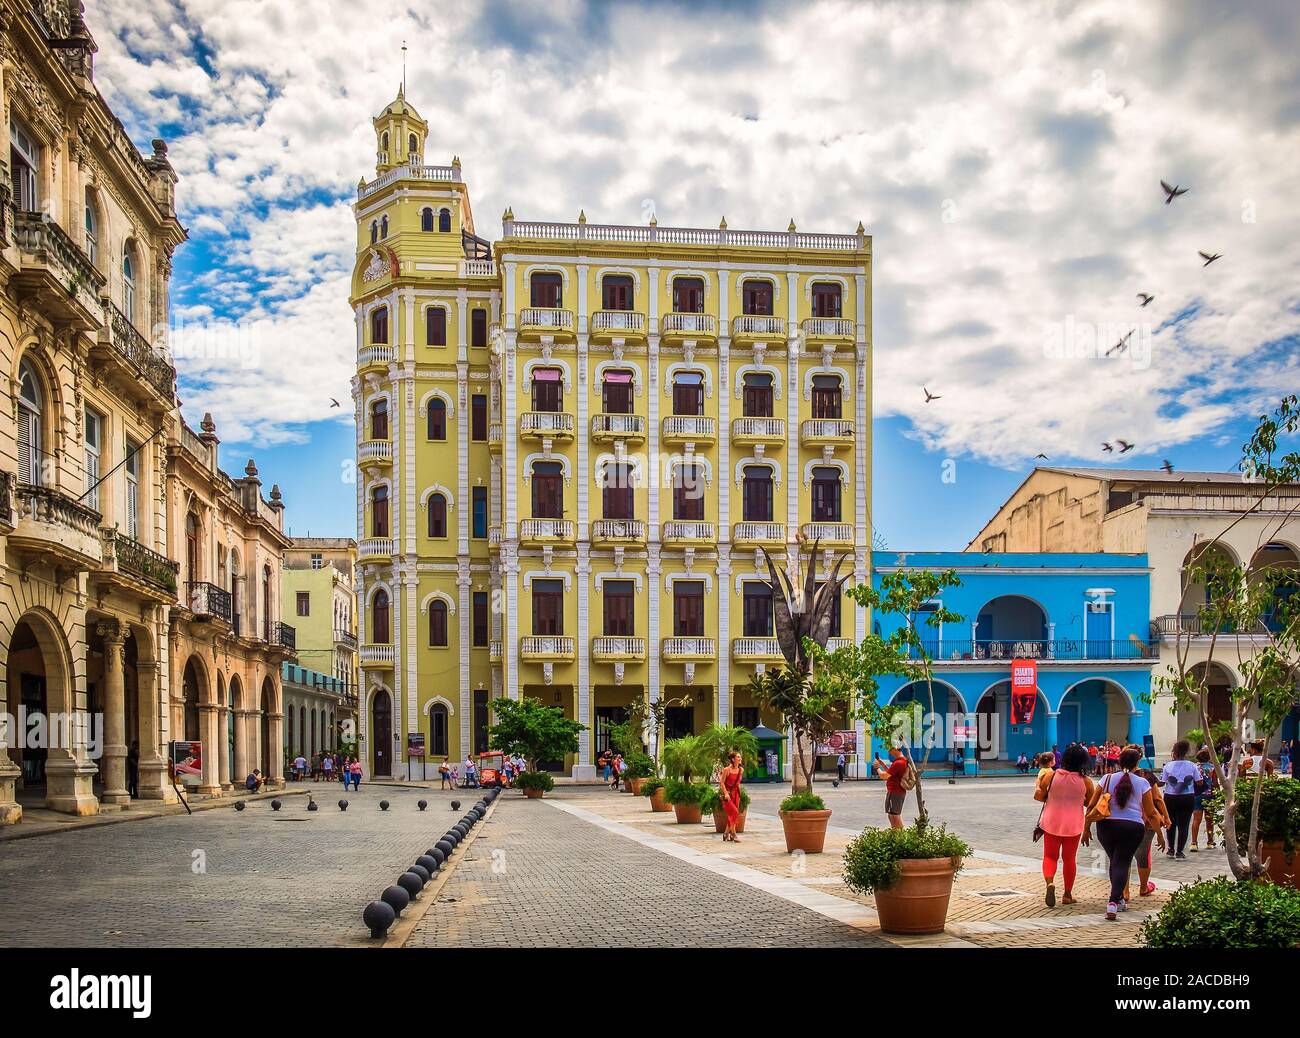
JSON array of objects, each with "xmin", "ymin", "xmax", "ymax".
[{"xmin": 89, "ymin": 0, "xmax": 1300, "ymax": 546}]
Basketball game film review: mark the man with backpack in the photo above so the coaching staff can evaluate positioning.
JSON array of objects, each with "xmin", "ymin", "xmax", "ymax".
[{"xmin": 874, "ymin": 744, "xmax": 915, "ymax": 829}]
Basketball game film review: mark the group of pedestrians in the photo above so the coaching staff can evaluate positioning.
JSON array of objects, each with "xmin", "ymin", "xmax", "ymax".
[
  {"xmin": 289, "ymin": 751, "xmax": 363, "ymax": 789},
  {"xmin": 597, "ymin": 750, "xmax": 626, "ymax": 789},
  {"xmin": 1034, "ymin": 738, "xmax": 1227, "ymax": 922}
]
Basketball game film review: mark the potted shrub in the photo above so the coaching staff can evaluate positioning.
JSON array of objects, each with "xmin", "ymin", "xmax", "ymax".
[
  {"xmin": 701, "ymin": 785, "xmax": 751, "ymax": 833},
  {"xmin": 1140, "ymin": 875, "xmax": 1300, "ymax": 948},
  {"xmin": 1208, "ymin": 777, "xmax": 1300, "ymax": 887},
  {"xmin": 517, "ymin": 771, "xmax": 554, "ymax": 799},
  {"xmin": 664, "ymin": 778, "xmax": 712, "ymax": 824},
  {"xmin": 842, "ymin": 823, "xmax": 969, "ymax": 935},
  {"xmin": 621, "ymin": 751, "xmax": 655, "ymax": 796},
  {"xmin": 641, "ymin": 778, "xmax": 670, "ymax": 812},
  {"xmin": 779, "ymin": 791, "xmax": 833, "ymax": 853}
]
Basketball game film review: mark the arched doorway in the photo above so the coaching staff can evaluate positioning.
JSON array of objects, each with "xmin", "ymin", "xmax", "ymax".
[
  {"xmin": 227, "ymin": 679, "xmax": 237, "ymax": 780},
  {"xmin": 1059, "ymin": 679, "xmax": 1132, "ymax": 746},
  {"xmin": 228, "ymin": 674, "xmax": 245, "ymax": 777},
  {"xmin": 430, "ymin": 702, "xmax": 449, "ymax": 758},
  {"xmin": 977, "ymin": 681, "xmax": 1051, "ymax": 761},
  {"xmin": 181, "ymin": 658, "xmax": 203, "ymax": 741},
  {"xmin": 8, "ymin": 619, "xmax": 49, "ymax": 791},
  {"xmin": 260, "ymin": 679, "xmax": 274, "ymax": 776},
  {"xmin": 372, "ymin": 689, "xmax": 392, "ymax": 776},
  {"xmin": 888, "ymin": 681, "xmax": 965, "ymax": 762},
  {"xmin": 975, "ymin": 595, "xmax": 1049, "ymax": 658}
]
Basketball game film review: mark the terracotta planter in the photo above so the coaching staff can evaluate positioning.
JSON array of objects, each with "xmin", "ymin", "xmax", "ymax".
[
  {"xmin": 626, "ymin": 778, "xmax": 644, "ymax": 796},
  {"xmin": 712, "ymin": 810, "xmax": 748, "ymax": 834},
  {"xmin": 872, "ymin": 856, "xmax": 963, "ymax": 935},
  {"xmin": 522, "ymin": 787, "xmax": 544, "ymax": 799},
  {"xmin": 647, "ymin": 787, "xmax": 671, "ymax": 812},
  {"xmin": 672, "ymin": 802, "xmax": 703, "ymax": 824},
  {"xmin": 1259, "ymin": 841, "xmax": 1297, "ymax": 887},
  {"xmin": 779, "ymin": 809, "xmax": 832, "ymax": 853}
]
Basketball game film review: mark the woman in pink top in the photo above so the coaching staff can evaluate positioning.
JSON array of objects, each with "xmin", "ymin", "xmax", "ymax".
[{"xmin": 1035, "ymin": 743, "xmax": 1096, "ymax": 907}]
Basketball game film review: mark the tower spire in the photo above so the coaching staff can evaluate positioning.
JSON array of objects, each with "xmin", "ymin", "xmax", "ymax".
[{"xmin": 401, "ymin": 40, "xmax": 407, "ymax": 96}]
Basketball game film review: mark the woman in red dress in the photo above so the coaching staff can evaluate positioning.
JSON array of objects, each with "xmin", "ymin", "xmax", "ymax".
[{"xmin": 719, "ymin": 751, "xmax": 744, "ymax": 842}]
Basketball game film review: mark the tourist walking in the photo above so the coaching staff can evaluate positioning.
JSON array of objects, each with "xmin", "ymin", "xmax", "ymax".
[
  {"xmin": 127, "ymin": 740, "xmax": 140, "ymax": 799},
  {"xmin": 599, "ymin": 750, "xmax": 612, "ymax": 784},
  {"xmin": 1106, "ymin": 740, "xmax": 1121, "ymax": 774},
  {"xmin": 1085, "ymin": 746, "xmax": 1161, "ymax": 921},
  {"xmin": 1190, "ymin": 748, "xmax": 1217, "ymax": 851},
  {"xmin": 718, "ymin": 751, "xmax": 745, "ymax": 842},
  {"xmin": 1160, "ymin": 739, "xmax": 1199, "ymax": 859},
  {"xmin": 322, "ymin": 753, "xmax": 334, "ymax": 782},
  {"xmin": 1127, "ymin": 766, "xmax": 1170, "ymax": 900},
  {"xmin": 439, "ymin": 760, "xmax": 452, "ymax": 789},
  {"xmin": 611, "ymin": 752, "xmax": 624, "ymax": 790},
  {"xmin": 1034, "ymin": 743, "xmax": 1094, "ymax": 907},
  {"xmin": 837, "ymin": 751, "xmax": 848, "ymax": 784},
  {"xmin": 348, "ymin": 757, "xmax": 362, "ymax": 791},
  {"xmin": 874, "ymin": 746, "xmax": 911, "ymax": 829}
]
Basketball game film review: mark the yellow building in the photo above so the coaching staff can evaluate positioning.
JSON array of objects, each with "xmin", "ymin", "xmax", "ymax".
[{"xmin": 351, "ymin": 89, "xmax": 872, "ymax": 779}]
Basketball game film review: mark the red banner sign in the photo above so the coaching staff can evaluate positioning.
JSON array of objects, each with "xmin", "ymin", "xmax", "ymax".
[{"xmin": 1010, "ymin": 658, "xmax": 1038, "ymax": 725}]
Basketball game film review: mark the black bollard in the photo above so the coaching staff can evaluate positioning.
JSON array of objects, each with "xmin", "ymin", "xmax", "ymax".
[
  {"xmin": 451, "ymin": 800, "xmax": 461, "ymax": 811},
  {"xmin": 435, "ymin": 839, "xmax": 454, "ymax": 857},
  {"xmin": 397, "ymin": 871, "xmax": 423, "ymax": 899},
  {"xmin": 416, "ymin": 855, "xmax": 439, "ymax": 874},
  {"xmin": 417, "ymin": 800, "xmax": 428, "ymax": 811},
  {"xmin": 234, "ymin": 801, "xmax": 246, "ymax": 812},
  {"xmin": 363, "ymin": 900, "xmax": 396, "ymax": 939},
  {"xmin": 271, "ymin": 799, "xmax": 282, "ymax": 811},
  {"xmin": 429, "ymin": 846, "xmax": 447, "ymax": 865},
  {"xmin": 339, "ymin": 799, "xmax": 349, "ymax": 811},
  {"xmin": 307, "ymin": 799, "xmax": 318, "ymax": 812},
  {"xmin": 409, "ymin": 863, "xmax": 431, "ymax": 883},
  {"xmin": 381, "ymin": 884, "xmax": 410, "ymax": 916},
  {"xmin": 379, "ymin": 800, "xmax": 390, "ymax": 811}
]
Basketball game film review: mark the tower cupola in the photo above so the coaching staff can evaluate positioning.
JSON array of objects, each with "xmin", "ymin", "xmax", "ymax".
[{"xmin": 373, "ymin": 84, "xmax": 428, "ymax": 174}]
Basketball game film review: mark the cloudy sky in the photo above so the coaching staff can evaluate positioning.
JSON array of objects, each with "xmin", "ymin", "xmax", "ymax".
[{"xmin": 89, "ymin": 0, "xmax": 1300, "ymax": 545}]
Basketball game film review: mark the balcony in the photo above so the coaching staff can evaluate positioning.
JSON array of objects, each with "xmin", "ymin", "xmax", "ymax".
[
  {"xmin": 917, "ymin": 639, "xmax": 1155, "ymax": 663},
  {"xmin": 589, "ymin": 310, "xmax": 647, "ymax": 344},
  {"xmin": 731, "ymin": 416, "xmax": 785, "ymax": 447},
  {"xmin": 357, "ymin": 159, "xmax": 462, "ymax": 201},
  {"xmin": 185, "ymin": 581, "xmax": 233, "ymax": 625},
  {"xmin": 9, "ymin": 485, "xmax": 104, "ymax": 570},
  {"xmin": 660, "ymin": 313, "xmax": 717, "ymax": 344},
  {"xmin": 489, "ymin": 639, "xmax": 503, "ymax": 663},
  {"xmin": 800, "ymin": 418, "xmax": 854, "ymax": 448},
  {"xmin": 661, "ymin": 520, "xmax": 716, "ymax": 545},
  {"xmin": 358, "ymin": 439, "xmax": 393, "ymax": 470},
  {"xmin": 732, "ymin": 521, "xmax": 786, "ymax": 548},
  {"xmin": 95, "ymin": 302, "xmax": 176, "ymax": 402},
  {"xmin": 732, "ymin": 637, "xmax": 784, "ymax": 662},
  {"xmin": 662, "ymin": 637, "xmax": 716, "ymax": 662},
  {"xmin": 488, "ymin": 422, "xmax": 502, "ymax": 453},
  {"xmin": 517, "ymin": 307, "xmax": 576, "ymax": 342},
  {"xmin": 97, "ymin": 528, "xmax": 179, "ymax": 598},
  {"xmin": 520, "ymin": 635, "xmax": 576, "ymax": 661},
  {"xmin": 826, "ymin": 638, "xmax": 854, "ymax": 652},
  {"xmin": 1152, "ymin": 614, "xmax": 1264, "ymax": 639},
  {"xmin": 800, "ymin": 317, "xmax": 854, "ymax": 343},
  {"xmin": 801, "ymin": 522, "xmax": 853, "ymax": 547},
  {"xmin": 359, "ymin": 643, "xmax": 396, "ymax": 670},
  {"xmin": 731, "ymin": 315, "xmax": 787, "ymax": 344},
  {"xmin": 460, "ymin": 258, "xmax": 496, "ymax": 278},
  {"xmin": 519, "ymin": 518, "xmax": 575, "ymax": 546},
  {"xmin": 11, "ymin": 211, "xmax": 106, "ymax": 329},
  {"xmin": 357, "ymin": 536, "xmax": 394, "ymax": 563},
  {"xmin": 488, "ymin": 525, "xmax": 502, "ymax": 551},
  {"xmin": 358, "ymin": 344, "xmax": 394, "ymax": 374},
  {"xmin": 661, "ymin": 415, "xmax": 716, "ymax": 447},
  {"xmin": 592, "ymin": 636, "xmax": 646, "ymax": 661},
  {"xmin": 519, "ymin": 411, "xmax": 575, "ymax": 443},
  {"xmin": 590, "ymin": 413, "xmax": 646, "ymax": 444},
  {"xmin": 334, "ymin": 629, "xmax": 359, "ymax": 651},
  {"xmin": 590, "ymin": 519, "xmax": 645, "ymax": 545},
  {"xmin": 273, "ymin": 621, "xmax": 297, "ymax": 653}
]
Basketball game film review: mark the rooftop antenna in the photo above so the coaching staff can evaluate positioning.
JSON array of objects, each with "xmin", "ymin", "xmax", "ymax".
[{"xmin": 401, "ymin": 40, "xmax": 407, "ymax": 95}]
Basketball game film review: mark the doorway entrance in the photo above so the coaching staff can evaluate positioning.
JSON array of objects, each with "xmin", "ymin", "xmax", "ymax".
[{"xmin": 372, "ymin": 690, "xmax": 392, "ymax": 776}]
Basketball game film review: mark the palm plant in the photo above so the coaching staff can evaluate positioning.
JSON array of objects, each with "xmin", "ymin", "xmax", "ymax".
[
  {"xmin": 699, "ymin": 723, "xmax": 760, "ymax": 777},
  {"xmin": 661, "ymin": 734, "xmax": 712, "ymax": 783}
]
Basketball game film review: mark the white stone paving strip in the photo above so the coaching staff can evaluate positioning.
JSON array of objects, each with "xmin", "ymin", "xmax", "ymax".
[{"xmin": 546, "ymin": 799, "xmax": 979, "ymax": 948}]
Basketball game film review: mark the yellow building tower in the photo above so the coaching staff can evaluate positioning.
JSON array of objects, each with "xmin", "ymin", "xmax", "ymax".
[{"xmin": 352, "ymin": 90, "xmax": 872, "ymax": 782}]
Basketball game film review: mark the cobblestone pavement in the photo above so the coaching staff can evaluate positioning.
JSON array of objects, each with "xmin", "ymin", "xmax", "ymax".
[
  {"xmin": 404, "ymin": 788, "xmax": 891, "ymax": 948},
  {"xmin": 0, "ymin": 784, "xmax": 470, "ymax": 947}
]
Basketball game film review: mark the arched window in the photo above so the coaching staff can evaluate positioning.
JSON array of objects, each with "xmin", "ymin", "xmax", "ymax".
[
  {"xmin": 741, "ymin": 465, "xmax": 775, "ymax": 522},
  {"xmin": 531, "ymin": 461, "xmax": 564, "ymax": 519},
  {"xmin": 287, "ymin": 705, "xmax": 295, "ymax": 756},
  {"xmin": 530, "ymin": 271, "xmax": 562, "ymax": 308},
  {"xmin": 17, "ymin": 360, "xmax": 44, "ymax": 486},
  {"xmin": 811, "ymin": 374, "xmax": 843, "ymax": 419},
  {"xmin": 123, "ymin": 245, "xmax": 137, "ymax": 323},
  {"xmin": 811, "ymin": 466, "xmax": 842, "ymax": 523},
  {"xmin": 426, "ymin": 306, "xmax": 446, "ymax": 346},
  {"xmin": 811, "ymin": 281, "xmax": 842, "ymax": 318},
  {"xmin": 262, "ymin": 565, "xmax": 272, "ymax": 642},
  {"xmin": 185, "ymin": 512, "xmax": 199, "ymax": 584},
  {"xmin": 381, "ymin": 131, "xmax": 389, "ymax": 154},
  {"xmin": 310, "ymin": 707, "xmax": 317, "ymax": 757},
  {"xmin": 530, "ymin": 367, "xmax": 563, "ymax": 412},
  {"xmin": 369, "ymin": 398, "xmax": 388, "ymax": 440},
  {"xmin": 427, "ymin": 493, "xmax": 447, "ymax": 538},
  {"xmin": 672, "ymin": 462, "xmax": 705, "ymax": 521},
  {"xmin": 371, "ymin": 485, "xmax": 390, "ymax": 537},
  {"xmin": 429, "ymin": 600, "xmax": 449, "ymax": 647},
  {"xmin": 438, "ymin": 207, "xmax": 451, "ymax": 233},
  {"xmin": 601, "ymin": 462, "xmax": 634, "ymax": 521},
  {"xmin": 408, "ymin": 132, "xmax": 418, "ymax": 156},
  {"xmin": 421, "ymin": 207, "xmax": 434, "ymax": 232},
  {"xmin": 84, "ymin": 189, "xmax": 98, "ymax": 266},
  {"xmin": 430, "ymin": 703, "xmax": 449, "ymax": 757},
  {"xmin": 380, "ymin": 215, "xmax": 389, "ymax": 239},
  {"xmin": 370, "ymin": 307, "xmax": 389, "ymax": 344},
  {"xmin": 373, "ymin": 589, "xmax": 391, "ymax": 643},
  {"xmin": 600, "ymin": 369, "xmax": 634, "ymax": 414},
  {"xmin": 742, "ymin": 372, "xmax": 774, "ymax": 417},
  {"xmin": 671, "ymin": 371, "xmax": 705, "ymax": 416},
  {"xmin": 426, "ymin": 398, "xmax": 447, "ymax": 440},
  {"xmin": 370, "ymin": 220, "xmax": 378, "ymax": 244}
]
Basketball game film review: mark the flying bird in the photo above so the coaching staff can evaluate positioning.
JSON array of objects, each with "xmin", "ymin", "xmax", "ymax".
[
  {"xmin": 1137, "ymin": 293, "xmax": 1154, "ymax": 307},
  {"xmin": 1117, "ymin": 439, "xmax": 1135, "ymax": 453},
  {"xmin": 1198, "ymin": 250, "xmax": 1222, "ymax": 266},
  {"xmin": 329, "ymin": 398, "xmax": 341, "ymax": 408},
  {"xmin": 923, "ymin": 386, "xmax": 941, "ymax": 403},
  {"xmin": 1161, "ymin": 459, "xmax": 1174, "ymax": 473},
  {"xmin": 1160, "ymin": 180, "xmax": 1188, "ymax": 204},
  {"xmin": 1107, "ymin": 330, "xmax": 1134, "ymax": 357},
  {"xmin": 1035, "ymin": 453, "xmax": 1049, "ymax": 460},
  {"xmin": 1102, "ymin": 442, "xmax": 1113, "ymax": 453}
]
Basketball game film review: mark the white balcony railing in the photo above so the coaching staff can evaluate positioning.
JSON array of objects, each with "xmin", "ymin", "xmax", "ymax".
[
  {"xmin": 358, "ymin": 345, "xmax": 394, "ymax": 369},
  {"xmin": 520, "ymin": 411, "xmax": 575, "ymax": 436},
  {"xmin": 359, "ymin": 643, "xmax": 396, "ymax": 666},
  {"xmin": 591, "ymin": 519, "xmax": 645, "ymax": 541},
  {"xmin": 489, "ymin": 639, "xmax": 503, "ymax": 661},
  {"xmin": 591, "ymin": 413, "xmax": 646, "ymax": 437},
  {"xmin": 592, "ymin": 636, "xmax": 646, "ymax": 657},
  {"xmin": 733, "ymin": 637, "xmax": 782, "ymax": 658},
  {"xmin": 801, "ymin": 522, "xmax": 853, "ymax": 543},
  {"xmin": 519, "ymin": 519, "xmax": 575, "ymax": 541},
  {"xmin": 358, "ymin": 160, "xmax": 461, "ymax": 200},
  {"xmin": 732, "ymin": 417, "xmax": 785, "ymax": 439},
  {"xmin": 358, "ymin": 439, "xmax": 393, "ymax": 465},
  {"xmin": 488, "ymin": 422, "xmax": 502, "ymax": 443},
  {"xmin": 504, "ymin": 217, "xmax": 863, "ymax": 251},
  {"xmin": 661, "ymin": 313, "xmax": 717, "ymax": 336},
  {"xmin": 591, "ymin": 310, "xmax": 646, "ymax": 333},
  {"xmin": 520, "ymin": 635, "xmax": 575, "ymax": 657},
  {"xmin": 662, "ymin": 415, "xmax": 716, "ymax": 439},
  {"xmin": 518, "ymin": 307, "xmax": 574, "ymax": 331},
  {"xmin": 488, "ymin": 526, "xmax": 502, "ymax": 547},
  {"xmin": 358, "ymin": 536, "xmax": 394, "ymax": 559},
  {"xmin": 662, "ymin": 637, "xmax": 717, "ymax": 659},
  {"xmin": 662, "ymin": 520, "xmax": 715, "ymax": 541},
  {"xmin": 732, "ymin": 315, "xmax": 786, "ymax": 338},
  {"xmin": 801, "ymin": 317, "xmax": 854, "ymax": 338},
  {"xmin": 461, "ymin": 259, "xmax": 496, "ymax": 277},
  {"xmin": 825, "ymin": 638, "xmax": 854, "ymax": 652},
  {"xmin": 733, "ymin": 522, "xmax": 785, "ymax": 542},
  {"xmin": 801, "ymin": 418, "xmax": 854, "ymax": 440}
]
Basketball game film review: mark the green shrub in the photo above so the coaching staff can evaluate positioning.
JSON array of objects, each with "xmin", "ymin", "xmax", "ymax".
[
  {"xmin": 516, "ymin": 771, "xmax": 554, "ymax": 792},
  {"xmin": 640, "ymin": 778, "xmax": 666, "ymax": 797},
  {"xmin": 700, "ymin": 785, "xmax": 751, "ymax": 814},
  {"xmin": 842, "ymin": 823, "xmax": 969, "ymax": 894},
  {"xmin": 664, "ymin": 779, "xmax": 713, "ymax": 806},
  {"xmin": 700, "ymin": 723, "xmax": 760, "ymax": 770},
  {"xmin": 780, "ymin": 791, "xmax": 827, "ymax": 813},
  {"xmin": 662, "ymin": 735, "xmax": 713, "ymax": 782},
  {"xmin": 1207, "ymin": 777, "xmax": 1300, "ymax": 854},
  {"xmin": 1139, "ymin": 876, "xmax": 1300, "ymax": 948},
  {"xmin": 621, "ymin": 752, "xmax": 655, "ymax": 780}
]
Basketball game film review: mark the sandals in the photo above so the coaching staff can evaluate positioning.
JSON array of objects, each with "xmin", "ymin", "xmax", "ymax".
[{"xmin": 1045, "ymin": 882, "xmax": 1056, "ymax": 908}]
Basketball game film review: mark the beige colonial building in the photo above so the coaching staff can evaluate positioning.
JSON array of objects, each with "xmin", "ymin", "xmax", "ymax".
[
  {"xmin": 0, "ymin": 1, "xmax": 294, "ymax": 825},
  {"xmin": 968, "ymin": 467, "xmax": 1300, "ymax": 758}
]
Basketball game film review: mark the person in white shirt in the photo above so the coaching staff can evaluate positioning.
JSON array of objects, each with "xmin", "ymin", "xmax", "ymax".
[{"xmin": 1159, "ymin": 739, "xmax": 1200, "ymax": 859}]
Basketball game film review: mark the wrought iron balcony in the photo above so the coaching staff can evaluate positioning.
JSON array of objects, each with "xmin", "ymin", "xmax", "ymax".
[
  {"xmin": 915, "ymin": 638, "xmax": 1156, "ymax": 662},
  {"xmin": 334, "ymin": 629, "xmax": 358, "ymax": 650},
  {"xmin": 101, "ymin": 301, "xmax": 176, "ymax": 401},
  {"xmin": 12, "ymin": 211, "xmax": 106, "ymax": 328},
  {"xmin": 273, "ymin": 621, "xmax": 297, "ymax": 651},
  {"xmin": 186, "ymin": 581, "xmax": 232, "ymax": 624},
  {"xmin": 99, "ymin": 528, "xmax": 179, "ymax": 593}
]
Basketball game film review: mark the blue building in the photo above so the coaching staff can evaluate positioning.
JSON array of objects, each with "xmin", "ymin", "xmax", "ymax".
[{"xmin": 868, "ymin": 551, "xmax": 1155, "ymax": 771}]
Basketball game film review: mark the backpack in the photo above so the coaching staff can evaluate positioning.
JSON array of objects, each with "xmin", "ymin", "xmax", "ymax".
[{"xmin": 899, "ymin": 756, "xmax": 919, "ymax": 791}]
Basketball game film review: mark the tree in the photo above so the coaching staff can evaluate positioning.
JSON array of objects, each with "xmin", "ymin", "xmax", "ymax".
[
  {"xmin": 811, "ymin": 568, "xmax": 965, "ymax": 829},
  {"xmin": 1153, "ymin": 396, "xmax": 1300, "ymax": 881},
  {"xmin": 621, "ymin": 692, "xmax": 692, "ymax": 766},
  {"xmin": 487, "ymin": 697, "xmax": 585, "ymax": 773}
]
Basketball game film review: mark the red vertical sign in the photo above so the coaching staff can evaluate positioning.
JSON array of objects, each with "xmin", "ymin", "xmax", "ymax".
[{"xmin": 1010, "ymin": 659, "xmax": 1038, "ymax": 725}]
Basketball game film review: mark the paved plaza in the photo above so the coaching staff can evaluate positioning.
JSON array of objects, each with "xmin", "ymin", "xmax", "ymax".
[{"xmin": 0, "ymin": 775, "xmax": 1232, "ymax": 948}]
